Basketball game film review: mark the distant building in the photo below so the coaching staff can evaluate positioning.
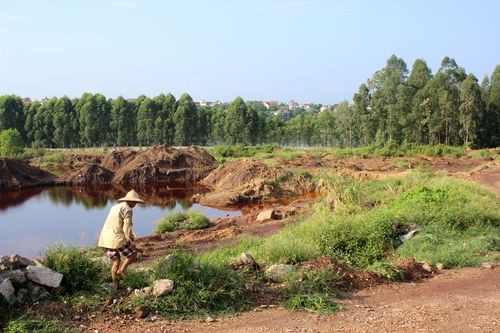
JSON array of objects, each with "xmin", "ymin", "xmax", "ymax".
[
  {"xmin": 197, "ymin": 100, "xmax": 221, "ymax": 107},
  {"xmin": 300, "ymin": 103, "xmax": 311, "ymax": 110},
  {"xmin": 288, "ymin": 100, "xmax": 299, "ymax": 110},
  {"xmin": 264, "ymin": 100, "xmax": 280, "ymax": 109}
]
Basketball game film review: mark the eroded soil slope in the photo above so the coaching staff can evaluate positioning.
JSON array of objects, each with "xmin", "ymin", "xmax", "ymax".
[{"xmin": 0, "ymin": 158, "xmax": 58, "ymax": 189}]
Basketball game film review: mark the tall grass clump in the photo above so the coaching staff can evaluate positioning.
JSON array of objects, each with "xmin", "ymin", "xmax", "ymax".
[
  {"xmin": 43, "ymin": 245, "xmax": 107, "ymax": 293},
  {"xmin": 4, "ymin": 316, "xmax": 76, "ymax": 333},
  {"xmin": 322, "ymin": 172, "xmax": 363, "ymax": 212},
  {"xmin": 155, "ymin": 211, "xmax": 210, "ymax": 233},
  {"xmin": 320, "ymin": 174, "xmax": 500, "ymax": 268},
  {"xmin": 123, "ymin": 251, "xmax": 248, "ymax": 317}
]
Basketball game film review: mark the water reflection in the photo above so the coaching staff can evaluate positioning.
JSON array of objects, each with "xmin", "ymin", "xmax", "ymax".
[{"xmin": 0, "ymin": 182, "xmax": 239, "ymax": 257}]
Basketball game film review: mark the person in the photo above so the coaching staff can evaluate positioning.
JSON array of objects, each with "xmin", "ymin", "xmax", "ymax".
[{"xmin": 98, "ymin": 189, "xmax": 145, "ymax": 287}]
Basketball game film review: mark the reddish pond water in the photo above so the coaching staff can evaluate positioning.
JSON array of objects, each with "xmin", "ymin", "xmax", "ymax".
[{"xmin": 0, "ymin": 183, "xmax": 241, "ymax": 258}]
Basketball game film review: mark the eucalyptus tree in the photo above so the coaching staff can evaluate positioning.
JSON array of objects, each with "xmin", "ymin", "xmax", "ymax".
[
  {"xmin": 209, "ymin": 105, "xmax": 227, "ymax": 144},
  {"xmin": 317, "ymin": 109, "xmax": 336, "ymax": 146},
  {"xmin": 110, "ymin": 96, "xmax": 136, "ymax": 146},
  {"xmin": 52, "ymin": 96, "xmax": 76, "ymax": 147},
  {"xmin": 78, "ymin": 93, "xmax": 110, "ymax": 146},
  {"xmin": 334, "ymin": 101, "xmax": 356, "ymax": 148},
  {"xmin": 403, "ymin": 59, "xmax": 432, "ymax": 142},
  {"xmin": 225, "ymin": 96, "xmax": 249, "ymax": 144},
  {"xmin": 136, "ymin": 97, "xmax": 157, "ymax": 145},
  {"xmin": 173, "ymin": 93, "xmax": 197, "ymax": 146},
  {"xmin": 353, "ymin": 83, "xmax": 373, "ymax": 146},
  {"xmin": 24, "ymin": 101, "xmax": 41, "ymax": 145},
  {"xmin": 484, "ymin": 65, "xmax": 500, "ymax": 147},
  {"xmin": 459, "ymin": 73, "xmax": 483, "ymax": 146},
  {"xmin": 153, "ymin": 93, "xmax": 176, "ymax": 145}
]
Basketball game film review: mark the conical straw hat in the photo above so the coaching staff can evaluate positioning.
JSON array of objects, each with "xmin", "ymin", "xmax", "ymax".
[{"xmin": 118, "ymin": 190, "xmax": 145, "ymax": 203}]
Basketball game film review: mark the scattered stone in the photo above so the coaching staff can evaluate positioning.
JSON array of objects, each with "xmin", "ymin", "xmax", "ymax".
[
  {"xmin": 481, "ymin": 262, "xmax": 495, "ymax": 269},
  {"xmin": 436, "ymin": 263, "xmax": 445, "ymax": 270},
  {"xmin": 25, "ymin": 282, "xmax": 43, "ymax": 297},
  {"xmin": 133, "ymin": 289, "xmax": 146, "ymax": 298},
  {"xmin": 74, "ymin": 315, "xmax": 82, "ymax": 321},
  {"xmin": 0, "ymin": 269, "xmax": 26, "ymax": 284},
  {"xmin": 142, "ymin": 287, "xmax": 153, "ymax": 295},
  {"xmin": 421, "ymin": 262, "xmax": 433, "ymax": 273},
  {"xmin": 399, "ymin": 229, "xmax": 418, "ymax": 242},
  {"xmin": 0, "ymin": 279, "xmax": 16, "ymax": 304},
  {"xmin": 265, "ymin": 264, "xmax": 296, "ymax": 283},
  {"xmin": 206, "ymin": 316, "xmax": 215, "ymax": 322},
  {"xmin": 240, "ymin": 252, "xmax": 258, "ymax": 268},
  {"xmin": 24, "ymin": 265, "xmax": 63, "ymax": 288},
  {"xmin": 256, "ymin": 209, "xmax": 277, "ymax": 222},
  {"xmin": 153, "ymin": 279, "xmax": 174, "ymax": 296},
  {"xmin": 244, "ymin": 283, "xmax": 256, "ymax": 292},
  {"xmin": 133, "ymin": 305, "xmax": 150, "ymax": 319}
]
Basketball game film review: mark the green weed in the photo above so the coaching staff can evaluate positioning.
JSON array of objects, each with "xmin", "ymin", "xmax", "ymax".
[
  {"xmin": 155, "ymin": 211, "xmax": 210, "ymax": 233},
  {"xmin": 4, "ymin": 316, "xmax": 76, "ymax": 333}
]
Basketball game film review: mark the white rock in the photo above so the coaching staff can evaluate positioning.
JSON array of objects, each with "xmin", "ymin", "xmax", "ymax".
[
  {"xmin": 9, "ymin": 254, "xmax": 36, "ymax": 268},
  {"xmin": 265, "ymin": 264, "xmax": 296, "ymax": 283},
  {"xmin": 153, "ymin": 279, "xmax": 174, "ymax": 297},
  {"xmin": 25, "ymin": 265, "xmax": 63, "ymax": 288},
  {"xmin": 133, "ymin": 289, "xmax": 146, "ymax": 298},
  {"xmin": 0, "ymin": 279, "xmax": 16, "ymax": 305}
]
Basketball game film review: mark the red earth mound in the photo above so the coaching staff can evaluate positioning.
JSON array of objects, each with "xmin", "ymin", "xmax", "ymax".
[
  {"xmin": 195, "ymin": 159, "xmax": 316, "ymax": 207},
  {"xmin": 0, "ymin": 158, "xmax": 58, "ymax": 189},
  {"xmin": 63, "ymin": 145, "xmax": 216, "ymax": 185}
]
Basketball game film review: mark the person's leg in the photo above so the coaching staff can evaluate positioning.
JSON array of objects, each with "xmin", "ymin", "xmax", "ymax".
[
  {"xmin": 117, "ymin": 252, "xmax": 136, "ymax": 279},
  {"xmin": 111, "ymin": 257, "xmax": 121, "ymax": 287}
]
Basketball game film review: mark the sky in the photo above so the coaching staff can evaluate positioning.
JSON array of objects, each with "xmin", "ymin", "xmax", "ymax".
[{"xmin": 0, "ymin": 0, "xmax": 498, "ymax": 104}]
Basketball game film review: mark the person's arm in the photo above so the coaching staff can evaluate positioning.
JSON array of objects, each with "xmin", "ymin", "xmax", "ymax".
[{"xmin": 122, "ymin": 208, "xmax": 135, "ymax": 244}]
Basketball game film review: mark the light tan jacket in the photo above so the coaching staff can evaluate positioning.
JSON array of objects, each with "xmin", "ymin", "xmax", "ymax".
[{"xmin": 98, "ymin": 201, "xmax": 136, "ymax": 249}]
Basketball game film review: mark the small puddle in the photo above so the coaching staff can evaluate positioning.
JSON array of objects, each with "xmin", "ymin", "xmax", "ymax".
[{"xmin": 0, "ymin": 182, "xmax": 241, "ymax": 257}]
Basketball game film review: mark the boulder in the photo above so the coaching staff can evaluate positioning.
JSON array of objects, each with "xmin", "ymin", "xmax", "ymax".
[
  {"xmin": 256, "ymin": 209, "xmax": 277, "ymax": 222},
  {"xmin": 240, "ymin": 252, "xmax": 258, "ymax": 268},
  {"xmin": 24, "ymin": 265, "xmax": 63, "ymax": 288},
  {"xmin": 15, "ymin": 288, "xmax": 29, "ymax": 304},
  {"xmin": 8, "ymin": 254, "xmax": 36, "ymax": 269},
  {"xmin": 0, "ymin": 279, "xmax": 15, "ymax": 305},
  {"xmin": 153, "ymin": 279, "xmax": 174, "ymax": 297},
  {"xmin": 265, "ymin": 264, "xmax": 296, "ymax": 283},
  {"xmin": 0, "ymin": 269, "xmax": 26, "ymax": 284}
]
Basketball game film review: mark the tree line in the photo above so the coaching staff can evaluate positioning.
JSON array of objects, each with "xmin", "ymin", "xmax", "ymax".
[{"xmin": 0, "ymin": 55, "xmax": 498, "ymax": 149}]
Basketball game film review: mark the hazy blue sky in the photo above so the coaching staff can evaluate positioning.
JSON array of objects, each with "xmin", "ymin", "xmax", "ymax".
[{"xmin": 0, "ymin": 0, "xmax": 498, "ymax": 104}]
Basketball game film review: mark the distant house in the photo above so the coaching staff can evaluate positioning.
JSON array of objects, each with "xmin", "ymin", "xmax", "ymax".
[
  {"xmin": 288, "ymin": 100, "xmax": 299, "ymax": 110},
  {"xmin": 264, "ymin": 100, "xmax": 280, "ymax": 109},
  {"xmin": 300, "ymin": 103, "xmax": 311, "ymax": 110},
  {"xmin": 198, "ymin": 100, "xmax": 220, "ymax": 107}
]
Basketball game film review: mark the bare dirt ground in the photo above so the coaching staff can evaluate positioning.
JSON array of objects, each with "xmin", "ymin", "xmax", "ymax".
[{"xmin": 83, "ymin": 266, "xmax": 499, "ymax": 333}]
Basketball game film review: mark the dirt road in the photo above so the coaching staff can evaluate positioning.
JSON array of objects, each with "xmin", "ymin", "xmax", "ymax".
[{"xmin": 86, "ymin": 266, "xmax": 499, "ymax": 333}]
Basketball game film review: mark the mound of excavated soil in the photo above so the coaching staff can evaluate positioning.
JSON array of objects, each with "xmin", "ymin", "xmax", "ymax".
[
  {"xmin": 64, "ymin": 145, "xmax": 216, "ymax": 185},
  {"xmin": 0, "ymin": 158, "xmax": 58, "ymax": 189},
  {"xmin": 195, "ymin": 159, "xmax": 315, "ymax": 207}
]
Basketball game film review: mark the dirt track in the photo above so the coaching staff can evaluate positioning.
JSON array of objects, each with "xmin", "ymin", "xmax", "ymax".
[{"xmin": 85, "ymin": 266, "xmax": 499, "ymax": 333}]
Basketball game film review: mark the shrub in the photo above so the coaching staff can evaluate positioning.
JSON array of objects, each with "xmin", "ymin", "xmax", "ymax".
[
  {"xmin": 122, "ymin": 251, "xmax": 248, "ymax": 317},
  {"xmin": 43, "ymin": 245, "xmax": 107, "ymax": 293},
  {"xmin": 0, "ymin": 129, "xmax": 24, "ymax": 157},
  {"xmin": 155, "ymin": 211, "xmax": 210, "ymax": 233},
  {"xmin": 322, "ymin": 172, "xmax": 363, "ymax": 212}
]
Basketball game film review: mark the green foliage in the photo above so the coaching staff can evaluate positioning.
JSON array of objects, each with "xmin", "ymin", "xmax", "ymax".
[
  {"xmin": 4, "ymin": 316, "xmax": 76, "ymax": 333},
  {"xmin": 282, "ymin": 293, "xmax": 340, "ymax": 314},
  {"xmin": 0, "ymin": 128, "xmax": 24, "ymax": 157},
  {"xmin": 322, "ymin": 172, "xmax": 363, "ymax": 212},
  {"xmin": 211, "ymin": 144, "xmax": 276, "ymax": 159},
  {"xmin": 320, "ymin": 175, "xmax": 500, "ymax": 267},
  {"xmin": 155, "ymin": 211, "xmax": 210, "ymax": 233},
  {"xmin": 43, "ymin": 245, "xmax": 107, "ymax": 293},
  {"xmin": 265, "ymin": 179, "xmax": 278, "ymax": 188},
  {"xmin": 122, "ymin": 251, "xmax": 248, "ymax": 317}
]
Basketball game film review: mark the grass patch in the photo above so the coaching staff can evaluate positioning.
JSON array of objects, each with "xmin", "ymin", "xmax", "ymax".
[
  {"xmin": 119, "ymin": 251, "xmax": 249, "ymax": 317},
  {"xmin": 155, "ymin": 211, "xmax": 210, "ymax": 233},
  {"xmin": 3, "ymin": 316, "xmax": 76, "ymax": 333},
  {"xmin": 43, "ymin": 244, "xmax": 107, "ymax": 293}
]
